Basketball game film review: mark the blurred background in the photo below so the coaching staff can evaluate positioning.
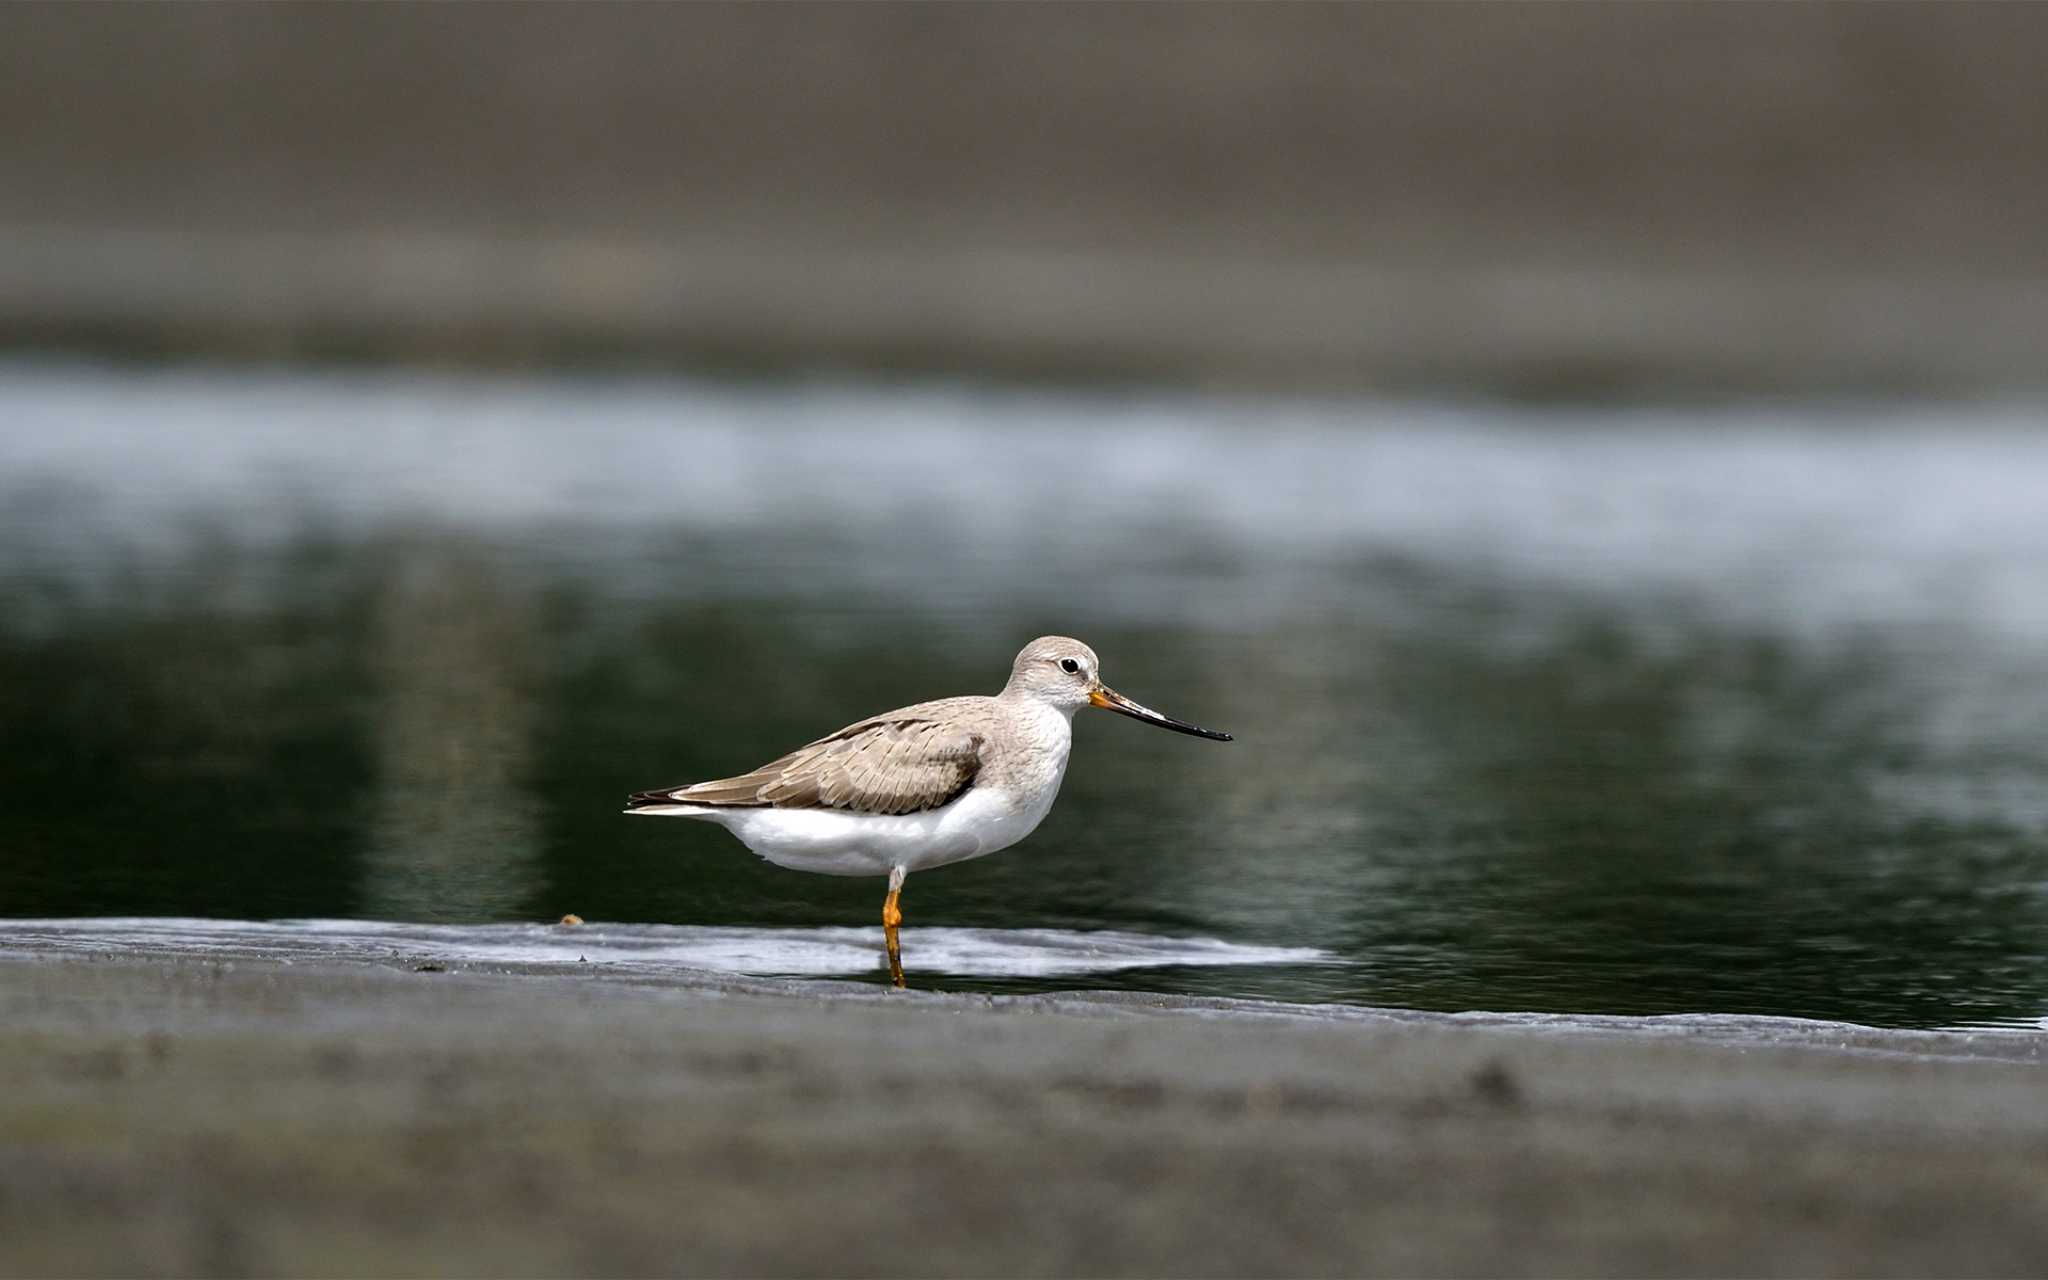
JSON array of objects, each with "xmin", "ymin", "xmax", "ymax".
[{"xmin": 4, "ymin": 4, "xmax": 2047, "ymax": 1028}]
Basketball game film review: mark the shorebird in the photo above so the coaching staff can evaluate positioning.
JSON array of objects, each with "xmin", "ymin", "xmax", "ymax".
[{"xmin": 625, "ymin": 636, "xmax": 1231, "ymax": 986}]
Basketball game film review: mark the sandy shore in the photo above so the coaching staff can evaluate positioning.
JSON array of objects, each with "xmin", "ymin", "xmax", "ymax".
[
  {"xmin": 7, "ymin": 7, "xmax": 2048, "ymax": 393},
  {"xmin": 12, "ymin": 225, "xmax": 2048, "ymax": 397},
  {"xmin": 3, "ymin": 946, "xmax": 2046, "ymax": 1277}
]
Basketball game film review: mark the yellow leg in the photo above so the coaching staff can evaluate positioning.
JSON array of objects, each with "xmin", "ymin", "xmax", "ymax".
[{"xmin": 882, "ymin": 867, "xmax": 906, "ymax": 988}]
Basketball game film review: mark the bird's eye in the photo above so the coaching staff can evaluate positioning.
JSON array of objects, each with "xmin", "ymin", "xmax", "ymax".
[{"xmin": 1059, "ymin": 658, "xmax": 1081, "ymax": 675}]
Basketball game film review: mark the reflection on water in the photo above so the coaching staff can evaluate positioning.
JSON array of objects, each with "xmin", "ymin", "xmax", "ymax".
[
  {"xmin": 2, "ymin": 361, "xmax": 2047, "ymax": 1028},
  {"xmin": 363, "ymin": 542, "xmax": 541, "ymax": 920}
]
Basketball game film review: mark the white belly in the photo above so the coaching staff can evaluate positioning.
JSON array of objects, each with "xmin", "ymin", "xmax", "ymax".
[{"xmin": 689, "ymin": 782, "xmax": 1063, "ymax": 877}]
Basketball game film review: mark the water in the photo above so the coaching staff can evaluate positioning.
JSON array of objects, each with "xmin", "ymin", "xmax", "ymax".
[
  {"xmin": 0, "ymin": 917, "xmax": 1326, "ymax": 981},
  {"xmin": 3, "ymin": 360, "xmax": 2047, "ymax": 1030}
]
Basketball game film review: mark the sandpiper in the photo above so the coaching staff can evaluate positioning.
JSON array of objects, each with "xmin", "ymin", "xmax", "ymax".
[{"xmin": 625, "ymin": 635, "xmax": 1231, "ymax": 986}]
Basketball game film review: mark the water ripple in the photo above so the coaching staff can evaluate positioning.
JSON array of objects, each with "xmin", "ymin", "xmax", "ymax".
[{"xmin": 0, "ymin": 917, "xmax": 1331, "ymax": 980}]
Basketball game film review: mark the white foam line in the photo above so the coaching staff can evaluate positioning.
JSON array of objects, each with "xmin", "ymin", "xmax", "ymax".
[{"xmin": 0, "ymin": 918, "xmax": 1332, "ymax": 979}]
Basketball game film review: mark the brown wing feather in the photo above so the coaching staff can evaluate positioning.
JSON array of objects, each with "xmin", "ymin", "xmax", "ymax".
[{"xmin": 638, "ymin": 717, "xmax": 983, "ymax": 816}]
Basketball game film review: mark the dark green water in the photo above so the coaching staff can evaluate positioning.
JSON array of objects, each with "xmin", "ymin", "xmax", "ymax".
[{"xmin": 4, "ymin": 363, "xmax": 2047, "ymax": 1029}]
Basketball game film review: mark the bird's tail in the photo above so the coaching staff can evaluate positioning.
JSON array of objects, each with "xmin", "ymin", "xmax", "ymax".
[{"xmin": 623, "ymin": 788, "xmax": 722, "ymax": 817}]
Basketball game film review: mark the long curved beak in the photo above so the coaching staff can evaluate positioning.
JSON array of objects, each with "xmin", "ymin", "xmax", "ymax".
[{"xmin": 1089, "ymin": 685, "xmax": 1233, "ymax": 741}]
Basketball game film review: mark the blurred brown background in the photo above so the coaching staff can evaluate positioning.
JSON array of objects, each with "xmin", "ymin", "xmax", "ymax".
[{"xmin": 3, "ymin": 2, "xmax": 2045, "ymax": 393}]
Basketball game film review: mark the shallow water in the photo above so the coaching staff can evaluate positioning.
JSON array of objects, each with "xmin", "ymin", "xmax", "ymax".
[
  {"xmin": 0, "ymin": 917, "xmax": 1326, "ymax": 981},
  {"xmin": 4, "ymin": 361, "xmax": 2047, "ymax": 1029}
]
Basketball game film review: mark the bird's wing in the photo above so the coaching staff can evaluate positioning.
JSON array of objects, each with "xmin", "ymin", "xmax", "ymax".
[{"xmin": 631, "ymin": 715, "xmax": 984, "ymax": 816}]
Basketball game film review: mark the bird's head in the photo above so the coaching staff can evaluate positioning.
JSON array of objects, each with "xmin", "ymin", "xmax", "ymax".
[{"xmin": 1004, "ymin": 635, "xmax": 1232, "ymax": 741}]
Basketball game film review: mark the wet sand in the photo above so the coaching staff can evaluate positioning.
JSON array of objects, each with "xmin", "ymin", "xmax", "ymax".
[{"xmin": 2, "ymin": 946, "xmax": 2046, "ymax": 1277}]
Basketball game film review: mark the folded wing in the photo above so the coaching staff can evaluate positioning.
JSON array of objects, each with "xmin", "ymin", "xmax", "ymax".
[{"xmin": 628, "ymin": 717, "xmax": 983, "ymax": 816}]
